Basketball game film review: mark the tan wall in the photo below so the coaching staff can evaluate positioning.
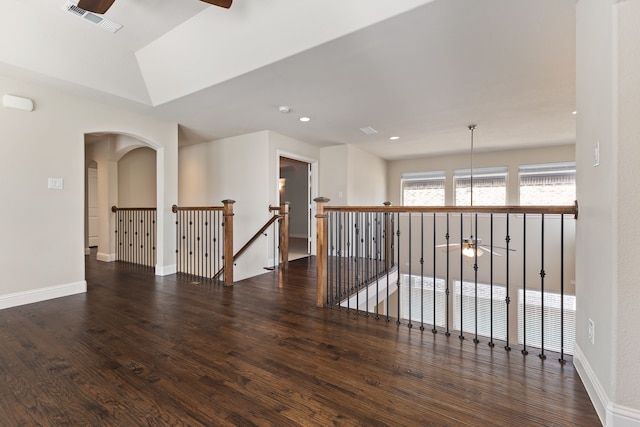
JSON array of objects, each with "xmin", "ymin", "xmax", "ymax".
[
  {"xmin": 0, "ymin": 72, "xmax": 177, "ymax": 307},
  {"xmin": 118, "ymin": 147, "xmax": 157, "ymax": 208},
  {"xmin": 387, "ymin": 144, "xmax": 575, "ymax": 206}
]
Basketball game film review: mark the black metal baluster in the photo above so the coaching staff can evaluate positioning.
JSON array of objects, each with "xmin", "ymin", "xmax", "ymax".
[
  {"xmin": 330, "ymin": 212, "xmax": 340, "ymax": 308},
  {"xmin": 407, "ymin": 212, "xmax": 412, "ymax": 328},
  {"xmin": 385, "ymin": 211, "xmax": 391, "ymax": 322},
  {"xmin": 459, "ymin": 213, "xmax": 464, "ymax": 340},
  {"xmin": 375, "ymin": 212, "xmax": 381, "ymax": 319},
  {"xmin": 420, "ymin": 213, "xmax": 425, "ymax": 331},
  {"xmin": 559, "ymin": 214, "xmax": 566, "ymax": 363},
  {"xmin": 174, "ymin": 209, "xmax": 179, "ymax": 274},
  {"xmin": 432, "ymin": 212, "xmax": 437, "ymax": 334},
  {"xmin": 354, "ymin": 214, "xmax": 360, "ymax": 315},
  {"xmin": 127, "ymin": 210, "xmax": 132, "ymax": 263},
  {"xmin": 445, "ymin": 213, "xmax": 451, "ymax": 336},
  {"xmin": 489, "ymin": 213, "xmax": 495, "ymax": 347},
  {"xmin": 152, "ymin": 209, "xmax": 156, "ymax": 267},
  {"xmin": 396, "ymin": 212, "xmax": 402, "ymax": 325},
  {"xmin": 473, "ymin": 213, "xmax": 480, "ymax": 344},
  {"xmin": 539, "ymin": 214, "xmax": 546, "ymax": 360},
  {"xmin": 522, "ymin": 213, "xmax": 528, "ymax": 355},
  {"xmin": 365, "ymin": 212, "xmax": 371, "ymax": 317},
  {"xmin": 338, "ymin": 213, "xmax": 344, "ymax": 310},
  {"xmin": 505, "ymin": 214, "xmax": 511, "ymax": 351}
]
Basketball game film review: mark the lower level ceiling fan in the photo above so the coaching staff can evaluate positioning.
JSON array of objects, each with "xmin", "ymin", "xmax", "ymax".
[
  {"xmin": 437, "ymin": 125, "xmax": 515, "ymax": 259},
  {"xmin": 78, "ymin": 0, "xmax": 232, "ymax": 14}
]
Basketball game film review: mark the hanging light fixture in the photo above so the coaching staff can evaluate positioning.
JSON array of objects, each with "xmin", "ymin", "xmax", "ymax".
[
  {"xmin": 437, "ymin": 124, "xmax": 514, "ymax": 258},
  {"xmin": 463, "ymin": 124, "xmax": 480, "ymax": 258}
]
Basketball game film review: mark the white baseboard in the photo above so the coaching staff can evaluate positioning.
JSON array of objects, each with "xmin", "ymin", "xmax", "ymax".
[
  {"xmin": 574, "ymin": 344, "xmax": 640, "ymax": 426},
  {"xmin": 609, "ymin": 405, "xmax": 640, "ymax": 427},
  {"xmin": 0, "ymin": 281, "xmax": 87, "ymax": 310},
  {"xmin": 289, "ymin": 233, "xmax": 308, "ymax": 239},
  {"xmin": 96, "ymin": 252, "xmax": 116, "ymax": 262},
  {"xmin": 155, "ymin": 263, "xmax": 176, "ymax": 276}
]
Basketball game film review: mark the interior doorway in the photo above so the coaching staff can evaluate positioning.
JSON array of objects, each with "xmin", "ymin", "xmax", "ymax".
[
  {"xmin": 279, "ymin": 156, "xmax": 311, "ymax": 260},
  {"xmin": 87, "ymin": 163, "xmax": 99, "ymax": 248}
]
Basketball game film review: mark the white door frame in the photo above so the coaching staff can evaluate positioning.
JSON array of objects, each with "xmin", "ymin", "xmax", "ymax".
[{"xmin": 276, "ymin": 150, "xmax": 318, "ymax": 256}]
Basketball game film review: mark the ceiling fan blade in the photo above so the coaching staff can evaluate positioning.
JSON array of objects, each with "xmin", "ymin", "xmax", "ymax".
[
  {"xmin": 481, "ymin": 245, "xmax": 516, "ymax": 252},
  {"xmin": 199, "ymin": 0, "xmax": 233, "ymax": 8},
  {"xmin": 78, "ymin": 0, "xmax": 116, "ymax": 14},
  {"xmin": 478, "ymin": 245, "xmax": 504, "ymax": 257},
  {"xmin": 438, "ymin": 245, "xmax": 461, "ymax": 253}
]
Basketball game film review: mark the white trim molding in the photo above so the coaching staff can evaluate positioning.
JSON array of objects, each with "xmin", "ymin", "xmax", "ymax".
[
  {"xmin": 0, "ymin": 281, "xmax": 87, "ymax": 310},
  {"xmin": 574, "ymin": 344, "xmax": 640, "ymax": 426},
  {"xmin": 155, "ymin": 263, "xmax": 176, "ymax": 276},
  {"xmin": 96, "ymin": 252, "xmax": 116, "ymax": 262}
]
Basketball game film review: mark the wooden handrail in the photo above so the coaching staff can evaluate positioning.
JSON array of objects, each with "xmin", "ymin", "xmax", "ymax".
[
  {"xmin": 234, "ymin": 215, "xmax": 282, "ymax": 262},
  {"xmin": 212, "ymin": 213, "xmax": 284, "ymax": 281},
  {"xmin": 323, "ymin": 200, "xmax": 579, "ymax": 219},
  {"xmin": 171, "ymin": 204, "xmax": 223, "ymax": 212},
  {"xmin": 112, "ymin": 206, "xmax": 156, "ymax": 212}
]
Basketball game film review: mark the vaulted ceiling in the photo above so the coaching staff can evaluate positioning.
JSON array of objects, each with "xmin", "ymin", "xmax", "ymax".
[{"xmin": 0, "ymin": 0, "xmax": 576, "ymax": 160}]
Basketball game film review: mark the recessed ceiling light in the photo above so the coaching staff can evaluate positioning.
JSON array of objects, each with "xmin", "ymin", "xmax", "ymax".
[
  {"xmin": 572, "ymin": 111, "xmax": 577, "ymax": 115},
  {"xmin": 389, "ymin": 136, "xmax": 400, "ymax": 140},
  {"xmin": 279, "ymin": 106, "xmax": 290, "ymax": 113},
  {"xmin": 299, "ymin": 117, "xmax": 310, "ymax": 122}
]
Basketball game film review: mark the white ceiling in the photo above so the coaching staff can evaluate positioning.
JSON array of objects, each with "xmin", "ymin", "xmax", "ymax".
[{"xmin": 0, "ymin": 0, "xmax": 576, "ymax": 160}]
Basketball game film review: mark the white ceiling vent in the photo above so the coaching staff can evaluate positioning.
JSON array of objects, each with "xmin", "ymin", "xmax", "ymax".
[
  {"xmin": 359, "ymin": 126, "xmax": 378, "ymax": 135},
  {"xmin": 62, "ymin": 2, "xmax": 123, "ymax": 33}
]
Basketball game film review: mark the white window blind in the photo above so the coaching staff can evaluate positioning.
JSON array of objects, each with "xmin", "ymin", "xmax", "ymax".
[
  {"xmin": 401, "ymin": 171, "xmax": 446, "ymax": 206},
  {"xmin": 454, "ymin": 166, "xmax": 507, "ymax": 206},
  {"xmin": 518, "ymin": 289, "xmax": 576, "ymax": 355},
  {"xmin": 519, "ymin": 162, "xmax": 576, "ymax": 206},
  {"xmin": 399, "ymin": 274, "xmax": 447, "ymax": 327},
  {"xmin": 453, "ymin": 280, "xmax": 507, "ymax": 341}
]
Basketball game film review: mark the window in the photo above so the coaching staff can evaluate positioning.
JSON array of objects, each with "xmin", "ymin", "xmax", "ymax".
[
  {"xmin": 454, "ymin": 167, "xmax": 508, "ymax": 206},
  {"xmin": 401, "ymin": 171, "xmax": 445, "ymax": 206},
  {"xmin": 519, "ymin": 162, "xmax": 576, "ymax": 206}
]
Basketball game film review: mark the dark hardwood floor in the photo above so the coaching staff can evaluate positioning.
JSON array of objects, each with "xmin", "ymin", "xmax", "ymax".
[{"xmin": 0, "ymin": 254, "xmax": 600, "ymax": 426}]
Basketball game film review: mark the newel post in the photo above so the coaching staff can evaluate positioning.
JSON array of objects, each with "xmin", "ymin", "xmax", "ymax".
[
  {"xmin": 279, "ymin": 201, "xmax": 290, "ymax": 269},
  {"xmin": 222, "ymin": 199, "xmax": 235, "ymax": 286},
  {"xmin": 314, "ymin": 197, "xmax": 330, "ymax": 307},
  {"xmin": 383, "ymin": 201, "xmax": 393, "ymax": 270}
]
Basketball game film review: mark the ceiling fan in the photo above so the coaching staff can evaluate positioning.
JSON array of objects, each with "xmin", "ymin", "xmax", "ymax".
[
  {"xmin": 437, "ymin": 125, "xmax": 515, "ymax": 258},
  {"xmin": 77, "ymin": 0, "xmax": 232, "ymax": 14}
]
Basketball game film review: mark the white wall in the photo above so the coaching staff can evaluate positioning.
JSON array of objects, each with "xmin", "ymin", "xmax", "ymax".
[
  {"xmin": 0, "ymin": 73, "xmax": 178, "ymax": 309},
  {"xmin": 179, "ymin": 130, "xmax": 321, "ymax": 279},
  {"xmin": 320, "ymin": 145, "xmax": 349, "ymax": 205},
  {"xmin": 575, "ymin": 0, "xmax": 640, "ymax": 425},
  {"xmin": 614, "ymin": 1, "xmax": 640, "ymax": 415},
  {"xmin": 347, "ymin": 145, "xmax": 388, "ymax": 206},
  {"xmin": 319, "ymin": 144, "xmax": 387, "ymax": 206}
]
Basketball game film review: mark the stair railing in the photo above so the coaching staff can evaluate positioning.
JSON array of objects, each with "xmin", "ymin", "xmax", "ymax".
[
  {"xmin": 172, "ymin": 200, "xmax": 234, "ymax": 285},
  {"xmin": 315, "ymin": 198, "xmax": 579, "ymax": 362},
  {"xmin": 112, "ymin": 206, "xmax": 157, "ymax": 268}
]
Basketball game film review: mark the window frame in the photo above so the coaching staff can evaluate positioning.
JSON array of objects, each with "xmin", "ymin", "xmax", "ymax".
[
  {"xmin": 401, "ymin": 170, "xmax": 446, "ymax": 207},
  {"xmin": 518, "ymin": 162, "xmax": 576, "ymax": 206},
  {"xmin": 453, "ymin": 166, "xmax": 508, "ymax": 206}
]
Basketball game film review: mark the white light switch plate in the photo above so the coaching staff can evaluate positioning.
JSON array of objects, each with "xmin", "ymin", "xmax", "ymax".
[{"xmin": 48, "ymin": 178, "xmax": 64, "ymax": 190}]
